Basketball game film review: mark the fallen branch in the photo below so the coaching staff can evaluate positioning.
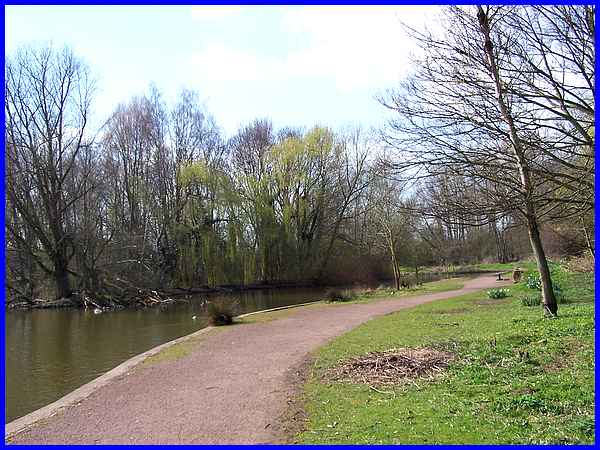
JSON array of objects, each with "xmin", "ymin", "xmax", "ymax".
[{"xmin": 369, "ymin": 385, "xmax": 396, "ymax": 397}]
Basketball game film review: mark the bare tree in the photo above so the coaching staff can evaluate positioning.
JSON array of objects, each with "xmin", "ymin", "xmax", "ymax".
[
  {"xmin": 5, "ymin": 46, "xmax": 94, "ymax": 299},
  {"xmin": 367, "ymin": 176, "xmax": 409, "ymax": 290},
  {"xmin": 317, "ymin": 127, "xmax": 373, "ymax": 277},
  {"xmin": 379, "ymin": 6, "xmax": 594, "ymax": 315}
]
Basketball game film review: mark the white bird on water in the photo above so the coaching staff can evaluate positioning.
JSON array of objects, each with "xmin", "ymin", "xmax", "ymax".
[
  {"xmin": 192, "ymin": 315, "xmax": 198, "ymax": 320},
  {"xmin": 93, "ymin": 308, "xmax": 103, "ymax": 314}
]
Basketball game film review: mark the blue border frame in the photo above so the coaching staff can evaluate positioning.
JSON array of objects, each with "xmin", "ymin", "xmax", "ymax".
[
  {"xmin": 594, "ymin": 0, "xmax": 598, "ymax": 445},
  {"xmin": 2, "ymin": 1, "xmax": 597, "ymax": 5},
  {"xmin": 1, "ymin": 1, "xmax": 597, "ymax": 448},
  {"xmin": 2, "ymin": 0, "xmax": 7, "ymax": 436}
]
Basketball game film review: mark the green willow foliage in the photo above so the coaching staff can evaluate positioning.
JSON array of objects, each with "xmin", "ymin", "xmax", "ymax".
[{"xmin": 168, "ymin": 125, "xmax": 353, "ymax": 287}]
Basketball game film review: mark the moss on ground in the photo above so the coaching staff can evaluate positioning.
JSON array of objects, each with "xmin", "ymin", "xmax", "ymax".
[{"xmin": 141, "ymin": 329, "xmax": 218, "ymax": 366}]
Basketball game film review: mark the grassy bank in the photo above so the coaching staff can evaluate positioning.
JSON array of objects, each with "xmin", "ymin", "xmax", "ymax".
[
  {"xmin": 297, "ymin": 264, "xmax": 594, "ymax": 444},
  {"xmin": 341, "ymin": 278, "xmax": 466, "ymax": 304},
  {"xmin": 240, "ymin": 278, "xmax": 466, "ymax": 325},
  {"xmin": 396, "ymin": 260, "xmax": 530, "ymax": 274}
]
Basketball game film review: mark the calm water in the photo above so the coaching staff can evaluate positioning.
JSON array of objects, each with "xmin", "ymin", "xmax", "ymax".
[
  {"xmin": 5, "ymin": 272, "xmax": 460, "ymax": 423},
  {"xmin": 5, "ymin": 287, "xmax": 330, "ymax": 423}
]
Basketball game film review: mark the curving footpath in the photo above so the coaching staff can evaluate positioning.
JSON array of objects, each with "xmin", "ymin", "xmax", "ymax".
[{"xmin": 6, "ymin": 275, "xmax": 508, "ymax": 444}]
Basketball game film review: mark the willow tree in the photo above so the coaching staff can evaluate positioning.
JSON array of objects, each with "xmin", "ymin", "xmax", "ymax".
[
  {"xmin": 228, "ymin": 120, "xmax": 280, "ymax": 283},
  {"xmin": 269, "ymin": 126, "xmax": 342, "ymax": 278},
  {"xmin": 269, "ymin": 134, "xmax": 317, "ymax": 277},
  {"xmin": 177, "ymin": 158, "xmax": 240, "ymax": 286},
  {"xmin": 380, "ymin": 5, "xmax": 594, "ymax": 316}
]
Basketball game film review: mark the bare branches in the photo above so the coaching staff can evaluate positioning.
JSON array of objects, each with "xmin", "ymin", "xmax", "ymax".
[
  {"xmin": 379, "ymin": 5, "xmax": 595, "ymax": 315},
  {"xmin": 5, "ymin": 45, "xmax": 94, "ymax": 299}
]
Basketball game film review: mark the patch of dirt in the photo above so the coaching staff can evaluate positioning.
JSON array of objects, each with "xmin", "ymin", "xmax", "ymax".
[
  {"xmin": 270, "ymin": 356, "xmax": 314, "ymax": 444},
  {"xmin": 241, "ymin": 303, "xmax": 325, "ymax": 325},
  {"xmin": 543, "ymin": 339, "xmax": 586, "ymax": 373},
  {"xmin": 326, "ymin": 348, "xmax": 455, "ymax": 386},
  {"xmin": 512, "ymin": 386, "xmax": 536, "ymax": 396}
]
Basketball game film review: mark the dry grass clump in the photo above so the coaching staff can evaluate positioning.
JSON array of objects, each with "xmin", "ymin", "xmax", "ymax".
[
  {"xmin": 562, "ymin": 254, "xmax": 594, "ymax": 273},
  {"xmin": 324, "ymin": 289, "xmax": 356, "ymax": 302},
  {"xmin": 207, "ymin": 299, "xmax": 239, "ymax": 326},
  {"xmin": 327, "ymin": 347, "xmax": 455, "ymax": 386}
]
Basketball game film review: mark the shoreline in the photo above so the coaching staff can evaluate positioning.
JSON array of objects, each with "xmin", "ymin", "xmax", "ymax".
[
  {"xmin": 4, "ymin": 299, "xmax": 327, "ymax": 439},
  {"xmin": 5, "ymin": 270, "xmax": 498, "ymax": 311},
  {"xmin": 4, "ymin": 326, "xmax": 213, "ymax": 439},
  {"xmin": 5, "ymin": 273, "xmax": 502, "ymax": 439},
  {"xmin": 6, "ymin": 275, "xmax": 508, "ymax": 444}
]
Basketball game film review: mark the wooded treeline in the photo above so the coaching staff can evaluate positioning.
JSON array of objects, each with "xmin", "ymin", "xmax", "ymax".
[{"xmin": 5, "ymin": 5, "xmax": 594, "ymax": 311}]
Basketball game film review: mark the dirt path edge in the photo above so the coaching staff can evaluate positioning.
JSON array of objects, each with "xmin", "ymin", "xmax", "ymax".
[
  {"xmin": 7, "ymin": 276, "xmax": 509, "ymax": 444},
  {"xmin": 5, "ymin": 326, "xmax": 216, "ymax": 439},
  {"xmin": 5, "ymin": 300, "xmax": 327, "ymax": 439}
]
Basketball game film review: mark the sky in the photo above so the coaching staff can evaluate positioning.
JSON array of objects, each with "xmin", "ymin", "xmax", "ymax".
[{"xmin": 5, "ymin": 5, "xmax": 442, "ymax": 137}]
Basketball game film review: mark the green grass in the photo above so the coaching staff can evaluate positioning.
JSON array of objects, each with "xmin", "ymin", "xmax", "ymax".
[
  {"xmin": 344, "ymin": 278, "xmax": 466, "ymax": 304},
  {"xmin": 242, "ymin": 278, "xmax": 467, "ymax": 324},
  {"xmin": 397, "ymin": 261, "xmax": 531, "ymax": 274},
  {"xmin": 297, "ymin": 266, "xmax": 594, "ymax": 444}
]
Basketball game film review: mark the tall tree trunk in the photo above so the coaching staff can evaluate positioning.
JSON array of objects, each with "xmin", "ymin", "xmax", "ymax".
[
  {"xmin": 54, "ymin": 262, "xmax": 72, "ymax": 299},
  {"xmin": 490, "ymin": 219, "xmax": 507, "ymax": 263},
  {"xmin": 392, "ymin": 260, "xmax": 400, "ymax": 290},
  {"xmin": 478, "ymin": 6, "xmax": 557, "ymax": 315},
  {"xmin": 389, "ymin": 237, "xmax": 400, "ymax": 290},
  {"xmin": 526, "ymin": 215, "xmax": 557, "ymax": 316}
]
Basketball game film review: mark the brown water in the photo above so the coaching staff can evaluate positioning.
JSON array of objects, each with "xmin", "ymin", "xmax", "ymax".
[{"xmin": 5, "ymin": 287, "xmax": 330, "ymax": 423}]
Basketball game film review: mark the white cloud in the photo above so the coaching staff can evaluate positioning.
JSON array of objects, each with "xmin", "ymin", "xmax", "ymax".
[
  {"xmin": 186, "ymin": 6, "xmax": 442, "ymax": 92},
  {"xmin": 190, "ymin": 6, "xmax": 242, "ymax": 21},
  {"xmin": 189, "ymin": 43, "xmax": 285, "ymax": 83},
  {"xmin": 280, "ymin": 6, "xmax": 441, "ymax": 91}
]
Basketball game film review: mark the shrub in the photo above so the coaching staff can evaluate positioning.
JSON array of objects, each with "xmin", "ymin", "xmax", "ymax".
[
  {"xmin": 399, "ymin": 276, "xmax": 415, "ymax": 289},
  {"xmin": 487, "ymin": 288, "xmax": 510, "ymax": 299},
  {"xmin": 325, "ymin": 289, "xmax": 356, "ymax": 302},
  {"xmin": 520, "ymin": 291, "xmax": 569, "ymax": 307},
  {"xmin": 525, "ymin": 274, "xmax": 542, "ymax": 290},
  {"xmin": 207, "ymin": 299, "xmax": 238, "ymax": 326},
  {"xmin": 520, "ymin": 293, "xmax": 541, "ymax": 307},
  {"xmin": 524, "ymin": 273, "xmax": 568, "ymax": 303}
]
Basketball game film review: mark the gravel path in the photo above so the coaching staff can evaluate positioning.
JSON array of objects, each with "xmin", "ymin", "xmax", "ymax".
[{"xmin": 7, "ymin": 275, "xmax": 507, "ymax": 444}]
